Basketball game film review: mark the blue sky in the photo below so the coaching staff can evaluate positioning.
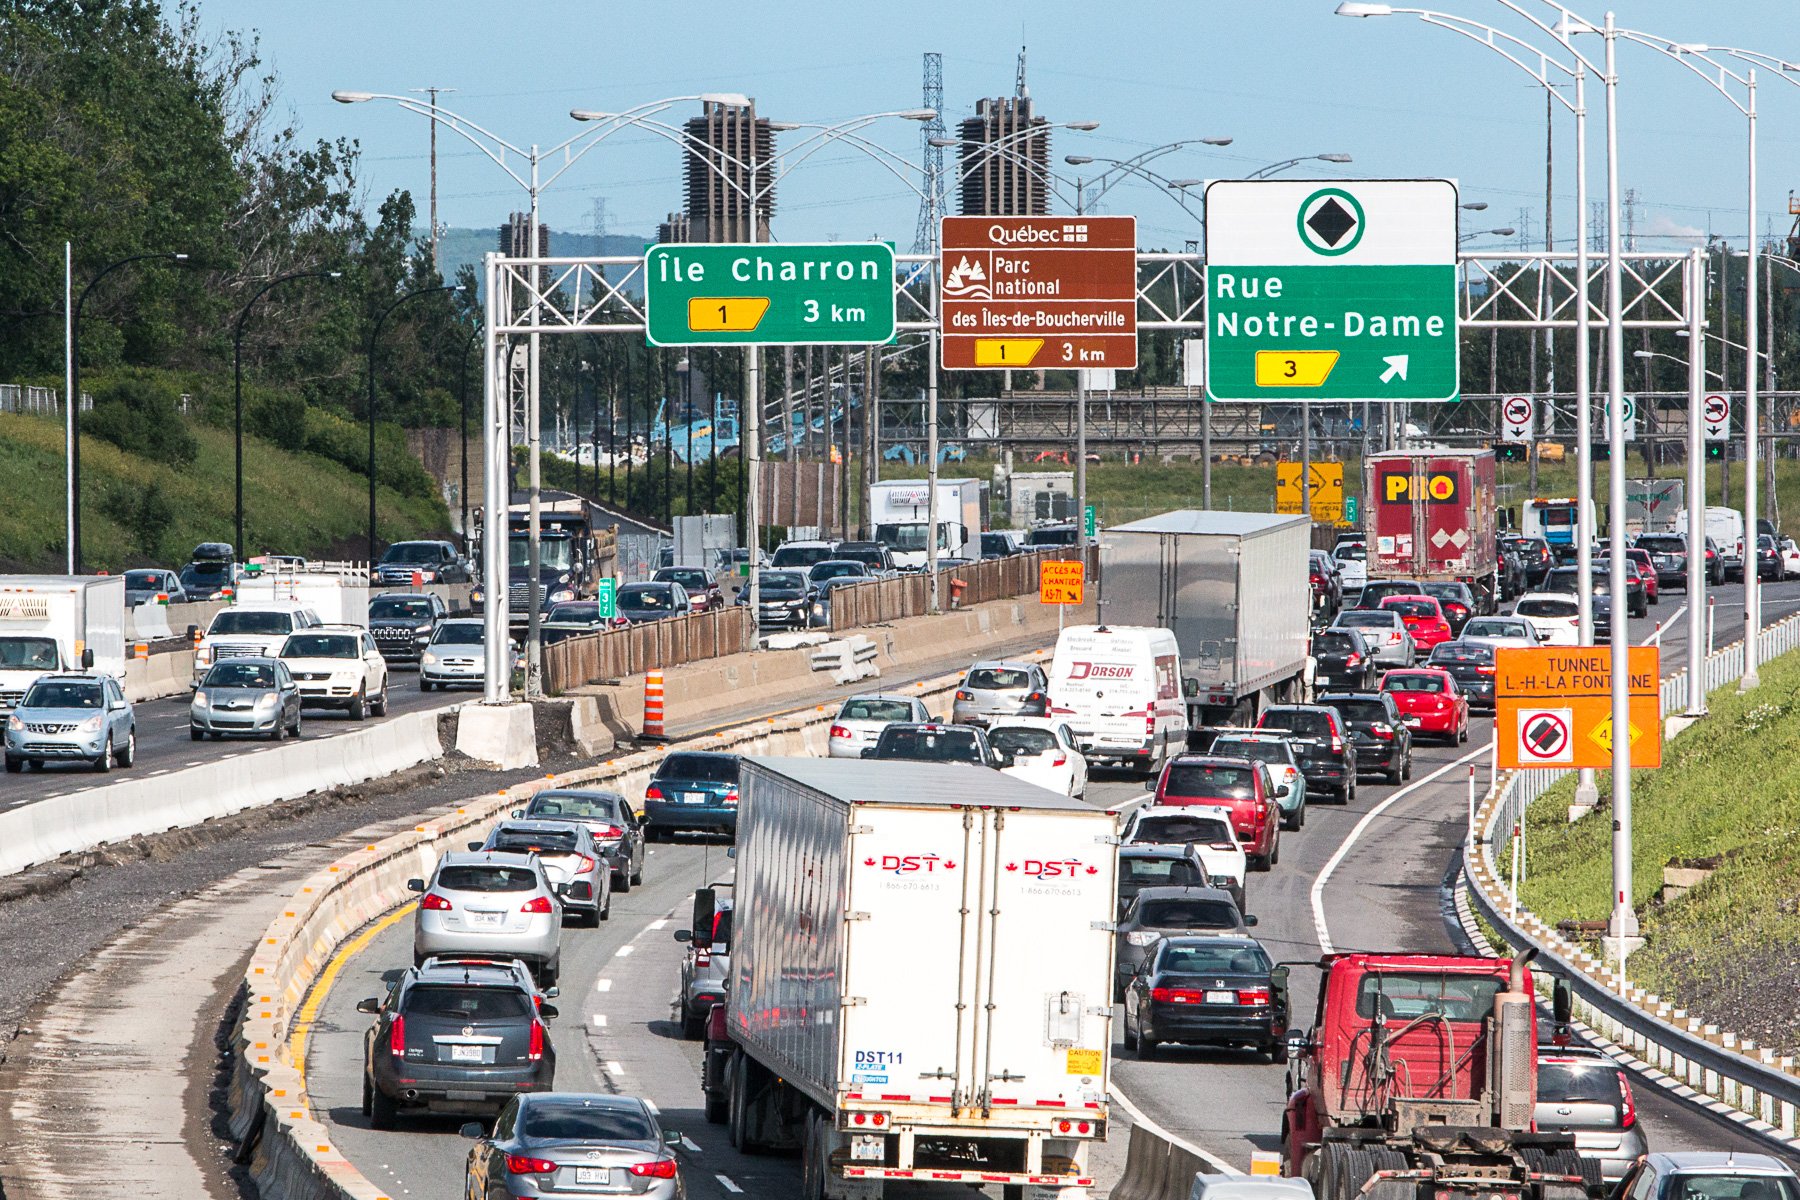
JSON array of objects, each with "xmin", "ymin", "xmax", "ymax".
[{"xmin": 189, "ymin": 0, "xmax": 1800, "ymax": 253}]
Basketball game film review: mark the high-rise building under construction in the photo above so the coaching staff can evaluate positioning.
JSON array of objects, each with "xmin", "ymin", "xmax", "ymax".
[{"xmin": 660, "ymin": 98, "xmax": 776, "ymax": 243}]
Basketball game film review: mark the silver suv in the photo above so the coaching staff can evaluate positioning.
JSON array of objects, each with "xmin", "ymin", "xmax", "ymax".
[
  {"xmin": 409, "ymin": 852, "xmax": 565, "ymax": 987},
  {"xmin": 4, "ymin": 674, "xmax": 135, "ymax": 773},
  {"xmin": 950, "ymin": 660, "xmax": 1049, "ymax": 728}
]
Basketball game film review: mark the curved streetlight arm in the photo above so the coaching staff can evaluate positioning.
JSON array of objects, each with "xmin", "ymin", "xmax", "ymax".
[
  {"xmin": 799, "ymin": 127, "xmax": 932, "ymax": 202},
  {"xmin": 1366, "ymin": 7, "xmax": 1581, "ymax": 111},
  {"xmin": 1608, "ymin": 30, "xmax": 1751, "ymax": 113},
  {"xmin": 937, "ymin": 120, "xmax": 1099, "ymax": 187},
  {"xmin": 1063, "ymin": 156, "xmax": 1204, "ymax": 223},
  {"xmin": 938, "ymin": 136, "xmax": 1082, "ymax": 210},
  {"xmin": 1242, "ymin": 155, "xmax": 1353, "ymax": 181}
]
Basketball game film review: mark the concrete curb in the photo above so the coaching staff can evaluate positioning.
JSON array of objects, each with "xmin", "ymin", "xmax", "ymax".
[{"xmin": 230, "ymin": 671, "xmax": 967, "ymax": 1200}]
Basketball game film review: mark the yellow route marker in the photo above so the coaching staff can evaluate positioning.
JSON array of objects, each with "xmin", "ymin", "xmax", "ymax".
[
  {"xmin": 1255, "ymin": 349, "xmax": 1340, "ymax": 387},
  {"xmin": 973, "ymin": 338, "xmax": 1045, "ymax": 367},
  {"xmin": 688, "ymin": 296, "xmax": 770, "ymax": 333}
]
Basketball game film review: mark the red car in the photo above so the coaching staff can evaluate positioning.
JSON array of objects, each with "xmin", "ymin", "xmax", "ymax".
[
  {"xmin": 1153, "ymin": 755, "xmax": 1281, "ymax": 871},
  {"xmin": 1622, "ymin": 549, "xmax": 1658, "ymax": 604},
  {"xmin": 1380, "ymin": 667, "xmax": 1470, "ymax": 744},
  {"xmin": 1377, "ymin": 594, "xmax": 1454, "ymax": 657}
]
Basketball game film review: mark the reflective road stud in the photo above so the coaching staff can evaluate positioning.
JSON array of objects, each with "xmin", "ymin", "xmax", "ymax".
[{"xmin": 644, "ymin": 670, "xmax": 665, "ymax": 740}]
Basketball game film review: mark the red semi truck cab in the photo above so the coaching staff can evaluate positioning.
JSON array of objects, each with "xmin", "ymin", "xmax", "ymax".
[{"xmin": 1364, "ymin": 450, "xmax": 1500, "ymax": 610}]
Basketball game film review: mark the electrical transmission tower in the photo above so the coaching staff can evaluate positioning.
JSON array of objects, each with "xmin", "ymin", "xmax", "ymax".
[{"xmin": 912, "ymin": 52, "xmax": 946, "ymax": 254}]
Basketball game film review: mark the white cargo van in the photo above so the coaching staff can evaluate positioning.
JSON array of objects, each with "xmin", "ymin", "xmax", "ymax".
[
  {"xmin": 1049, "ymin": 624, "xmax": 1188, "ymax": 775},
  {"xmin": 1674, "ymin": 506, "xmax": 1746, "ymax": 580}
]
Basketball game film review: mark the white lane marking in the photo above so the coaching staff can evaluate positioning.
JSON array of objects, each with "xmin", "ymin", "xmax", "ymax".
[
  {"xmin": 716, "ymin": 1175, "xmax": 744, "ymax": 1194},
  {"xmin": 1106, "ymin": 1083, "xmax": 1241, "ymax": 1175},
  {"xmin": 648, "ymin": 918, "xmax": 669, "ymax": 930},
  {"xmin": 614, "ymin": 945, "xmax": 634, "ymax": 957},
  {"xmin": 1310, "ymin": 743, "xmax": 1489, "ymax": 954},
  {"xmin": 606, "ymin": 1059, "xmax": 625, "ymax": 1073},
  {"xmin": 590, "ymin": 1014, "xmax": 607, "ymax": 1027},
  {"xmin": 595, "ymin": 979, "xmax": 613, "ymax": 992},
  {"xmin": 680, "ymin": 1135, "xmax": 702, "ymax": 1152},
  {"xmin": 1107, "ymin": 791, "xmax": 1152, "ymax": 815},
  {"xmin": 643, "ymin": 1097, "xmax": 660, "ymax": 1114}
]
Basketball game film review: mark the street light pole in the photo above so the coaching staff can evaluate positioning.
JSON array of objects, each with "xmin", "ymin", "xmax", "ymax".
[
  {"xmin": 234, "ymin": 270, "xmax": 340, "ymax": 561},
  {"xmin": 458, "ymin": 325, "xmax": 482, "ymax": 553},
  {"xmin": 1685, "ymin": 248, "xmax": 1708, "ymax": 717},
  {"xmin": 367, "ymin": 284, "xmax": 461, "ymax": 562}
]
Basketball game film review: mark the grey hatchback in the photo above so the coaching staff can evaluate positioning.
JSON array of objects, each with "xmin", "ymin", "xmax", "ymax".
[
  {"xmin": 189, "ymin": 657, "xmax": 302, "ymax": 740},
  {"xmin": 1535, "ymin": 1046, "xmax": 1649, "ymax": 1182},
  {"xmin": 951, "ymin": 660, "xmax": 1050, "ymax": 727},
  {"xmin": 4, "ymin": 674, "xmax": 135, "ymax": 772}
]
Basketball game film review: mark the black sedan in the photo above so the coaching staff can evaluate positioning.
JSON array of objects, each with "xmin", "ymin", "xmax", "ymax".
[
  {"xmin": 1757, "ymin": 534, "xmax": 1789, "ymax": 582},
  {"xmin": 1426, "ymin": 640, "xmax": 1498, "ymax": 709},
  {"xmin": 1122, "ymin": 934, "xmax": 1287, "ymax": 1061},
  {"xmin": 1311, "ymin": 628, "xmax": 1379, "ymax": 693},
  {"xmin": 615, "ymin": 582, "xmax": 690, "ymax": 626},
  {"xmin": 740, "ymin": 570, "xmax": 812, "ymax": 629},
  {"xmin": 1314, "ymin": 692, "xmax": 1414, "ymax": 785}
]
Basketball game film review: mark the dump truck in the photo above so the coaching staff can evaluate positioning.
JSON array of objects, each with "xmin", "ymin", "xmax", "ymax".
[
  {"xmin": 699, "ymin": 756, "xmax": 1118, "ymax": 1200},
  {"xmin": 1365, "ymin": 450, "xmax": 1500, "ymax": 612},
  {"xmin": 1281, "ymin": 948, "xmax": 1603, "ymax": 1200}
]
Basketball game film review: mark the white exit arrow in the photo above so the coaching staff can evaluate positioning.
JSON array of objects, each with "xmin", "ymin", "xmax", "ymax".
[{"xmin": 1379, "ymin": 355, "xmax": 1409, "ymax": 383}]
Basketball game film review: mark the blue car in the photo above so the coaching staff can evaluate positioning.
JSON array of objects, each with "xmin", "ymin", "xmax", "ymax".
[
  {"xmin": 5, "ymin": 673, "xmax": 136, "ymax": 772},
  {"xmin": 642, "ymin": 751, "xmax": 740, "ymax": 841}
]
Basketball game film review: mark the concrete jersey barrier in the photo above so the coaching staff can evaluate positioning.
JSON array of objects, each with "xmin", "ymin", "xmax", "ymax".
[{"xmin": 228, "ymin": 672, "xmax": 963, "ymax": 1200}]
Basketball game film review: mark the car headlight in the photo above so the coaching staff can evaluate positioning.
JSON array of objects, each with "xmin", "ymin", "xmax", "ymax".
[
  {"xmin": 194, "ymin": 691, "xmax": 209, "ymax": 706},
  {"xmin": 256, "ymin": 692, "xmax": 279, "ymax": 709},
  {"xmin": 196, "ymin": 647, "xmax": 212, "ymax": 665},
  {"xmin": 332, "ymin": 670, "xmax": 360, "ymax": 682},
  {"xmin": 422, "ymin": 652, "xmax": 438, "ymax": 665},
  {"xmin": 471, "ymin": 590, "xmax": 484, "ymax": 604},
  {"xmin": 79, "ymin": 715, "xmax": 102, "ymax": 732},
  {"xmin": 416, "ymin": 622, "xmax": 433, "ymax": 634},
  {"xmin": 6, "ymin": 715, "xmax": 21, "ymax": 731},
  {"xmin": 550, "ymin": 589, "xmax": 575, "ymax": 603},
  {"xmin": 558, "ymin": 573, "xmax": 570, "ymax": 584}
]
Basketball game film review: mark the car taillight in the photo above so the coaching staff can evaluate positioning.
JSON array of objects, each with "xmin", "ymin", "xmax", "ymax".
[
  {"xmin": 645, "ymin": 785, "xmax": 664, "ymax": 800},
  {"xmin": 1210, "ymin": 841, "xmax": 1238, "ymax": 852},
  {"xmin": 1477, "ymin": 665, "xmax": 1496, "ymax": 674},
  {"xmin": 723, "ymin": 787, "xmax": 739, "ymax": 806},
  {"xmin": 1372, "ymin": 723, "xmax": 1393, "ymax": 740},
  {"xmin": 1618, "ymin": 1071, "xmax": 1636, "ymax": 1128},
  {"xmin": 1024, "ymin": 691, "xmax": 1047, "ymax": 713},
  {"xmin": 597, "ymin": 825, "xmax": 624, "ymax": 838},
  {"xmin": 528, "ymin": 1018, "xmax": 545, "ymax": 1061},
  {"xmin": 521, "ymin": 896, "xmax": 554, "ymax": 913},
  {"xmin": 695, "ymin": 951, "xmax": 712, "ymax": 968},
  {"xmin": 1346, "ymin": 654, "xmax": 1361, "ymax": 666},
  {"xmin": 389, "ymin": 1013, "xmax": 405, "ymax": 1057},
  {"xmin": 508, "ymin": 1154, "xmax": 557, "ymax": 1174},
  {"xmin": 830, "ymin": 724, "xmax": 852, "ymax": 739},
  {"xmin": 420, "ymin": 893, "xmax": 453, "ymax": 911},
  {"xmin": 1237, "ymin": 988, "xmax": 1271, "ymax": 1006},
  {"xmin": 956, "ymin": 690, "xmax": 973, "ymax": 701},
  {"xmin": 1389, "ymin": 631, "xmax": 1403, "ymax": 643},
  {"xmin": 1331, "ymin": 736, "xmax": 1343, "ymax": 752},
  {"xmin": 1150, "ymin": 987, "xmax": 1205, "ymax": 1004},
  {"xmin": 575, "ymin": 855, "xmax": 596, "ymax": 872},
  {"xmin": 631, "ymin": 1160, "xmax": 680, "ymax": 1179},
  {"xmin": 1051, "ymin": 753, "xmax": 1067, "ymax": 767},
  {"xmin": 1436, "ymin": 621, "xmax": 1450, "ymax": 634}
]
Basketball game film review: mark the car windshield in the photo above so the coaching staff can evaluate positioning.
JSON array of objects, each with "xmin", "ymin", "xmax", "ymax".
[
  {"xmin": 521, "ymin": 1103, "xmax": 656, "ymax": 1143},
  {"xmin": 433, "ymin": 624, "xmax": 484, "ymax": 645},
  {"xmin": 381, "ymin": 544, "xmax": 441, "ymax": 564},
  {"xmin": 979, "ymin": 535, "xmax": 1011, "ymax": 554},
  {"xmin": 1133, "ymin": 815, "xmax": 1233, "ymax": 845},
  {"xmin": 1665, "ymin": 1176, "xmax": 1800, "ymax": 1200},
  {"xmin": 508, "ymin": 536, "xmax": 575, "ymax": 572},
  {"xmin": 370, "ymin": 597, "xmax": 434, "ymax": 620},
  {"xmin": 403, "ymin": 985, "xmax": 530, "ymax": 1020},
  {"xmin": 1120, "ymin": 857, "xmax": 1206, "ymax": 890},
  {"xmin": 771, "ymin": 545, "xmax": 834, "ymax": 567},
  {"xmin": 619, "ymin": 586, "xmax": 675, "ymax": 611},
  {"xmin": 1160, "ymin": 943, "xmax": 1271, "ymax": 974},
  {"xmin": 205, "ymin": 663, "xmax": 276, "ymax": 688},
  {"xmin": 656, "ymin": 754, "xmax": 738, "ymax": 784},
  {"xmin": 436, "ymin": 865, "xmax": 539, "ymax": 893},
  {"xmin": 0, "ymin": 636, "xmax": 60, "ymax": 670},
  {"xmin": 1356, "ymin": 970, "xmax": 1503, "ymax": 1021},
  {"xmin": 877, "ymin": 727, "xmax": 984, "ymax": 764},
  {"xmin": 808, "ymin": 562, "xmax": 863, "ymax": 581},
  {"xmin": 1517, "ymin": 598, "xmax": 1579, "ymax": 618},
  {"xmin": 1420, "ymin": 583, "xmax": 1468, "ymax": 603},
  {"xmin": 492, "ymin": 828, "xmax": 580, "ymax": 854},
  {"xmin": 547, "ymin": 603, "xmax": 602, "ymax": 624},
  {"xmin": 1211, "ymin": 739, "xmax": 1292, "ymax": 767},
  {"xmin": 1430, "ymin": 644, "xmax": 1492, "ymax": 665},
  {"xmin": 528, "ymin": 792, "xmax": 624, "ymax": 821},
  {"xmin": 1464, "ymin": 619, "xmax": 1529, "ymax": 639},
  {"xmin": 1383, "ymin": 599, "xmax": 1439, "ymax": 619},
  {"xmin": 1386, "ymin": 673, "xmax": 1447, "ymax": 693},
  {"xmin": 1258, "ymin": 710, "xmax": 1332, "ymax": 738},
  {"xmin": 990, "ymin": 727, "xmax": 1059, "ymax": 756},
  {"xmin": 1335, "ymin": 543, "xmax": 1367, "ymax": 561},
  {"xmin": 657, "ymin": 569, "xmax": 710, "ymax": 589},
  {"xmin": 210, "ymin": 610, "xmax": 294, "ymax": 636},
  {"xmin": 760, "ymin": 572, "xmax": 806, "ymax": 592},
  {"xmin": 1638, "ymin": 537, "xmax": 1685, "ymax": 554},
  {"xmin": 1162, "ymin": 764, "xmax": 1256, "ymax": 799},
  {"xmin": 1315, "ymin": 632, "xmax": 1358, "ymax": 653},
  {"xmin": 124, "ymin": 570, "xmax": 162, "ymax": 588},
  {"xmin": 968, "ymin": 667, "xmax": 1032, "ymax": 690},
  {"xmin": 840, "ymin": 698, "xmax": 913, "ymax": 722},
  {"xmin": 283, "ymin": 634, "xmax": 359, "ymax": 659},
  {"xmin": 22, "ymin": 680, "xmax": 102, "ymax": 708},
  {"xmin": 1137, "ymin": 899, "xmax": 1240, "ymax": 930},
  {"xmin": 1336, "ymin": 611, "xmax": 1397, "ymax": 630},
  {"xmin": 1537, "ymin": 1061, "xmax": 1624, "ymax": 1108},
  {"xmin": 1320, "ymin": 698, "xmax": 1391, "ymax": 725}
]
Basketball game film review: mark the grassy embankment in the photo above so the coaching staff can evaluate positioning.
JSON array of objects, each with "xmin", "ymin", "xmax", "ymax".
[{"xmin": 0, "ymin": 411, "xmax": 449, "ymax": 573}]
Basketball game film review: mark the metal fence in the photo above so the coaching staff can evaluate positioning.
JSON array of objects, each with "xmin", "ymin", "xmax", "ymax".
[
  {"xmin": 0, "ymin": 385, "xmax": 90, "ymax": 414},
  {"xmin": 542, "ymin": 606, "xmax": 751, "ymax": 694},
  {"xmin": 827, "ymin": 547, "xmax": 1095, "ymax": 632}
]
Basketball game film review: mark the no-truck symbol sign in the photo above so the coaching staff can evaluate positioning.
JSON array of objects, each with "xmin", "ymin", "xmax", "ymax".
[
  {"xmin": 1703, "ymin": 394, "xmax": 1730, "ymax": 441},
  {"xmin": 1518, "ymin": 708, "xmax": 1573, "ymax": 763},
  {"xmin": 1501, "ymin": 396, "xmax": 1534, "ymax": 443}
]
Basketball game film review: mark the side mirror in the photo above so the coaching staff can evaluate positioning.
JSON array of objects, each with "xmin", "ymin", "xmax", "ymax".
[
  {"xmin": 692, "ymin": 887, "xmax": 717, "ymax": 951},
  {"xmin": 1244, "ymin": 914, "xmax": 1259, "ymax": 927},
  {"xmin": 406, "ymin": 878, "xmax": 425, "ymax": 893},
  {"xmin": 1274, "ymin": 783, "xmax": 1291, "ymax": 798},
  {"xmin": 539, "ymin": 1003, "xmax": 559, "ymax": 1020},
  {"xmin": 674, "ymin": 929, "xmax": 693, "ymax": 942},
  {"xmin": 727, "ymin": 846, "xmax": 737, "ymax": 860},
  {"xmin": 1552, "ymin": 977, "xmax": 1573, "ymax": 1025},
  {"xmin": 356, "ymin": 997, "xmax": 381, "ymax": 1014},
  {"xmin": 460, "ymin": 1122, "xmax": 486, "ymax": 1140},
  {"xmin": 1285, "ymin": 1029, "xmax": 1310, "ymax": 1057},
  {"xmin": 510, "ymin": 808, "xmax": 525, "ymax": 819},
  {"xmin": 82, "ymin": 648, "xmax": 95, "ymax": 669},
  {"xmin": 664, "ymin": 1130, "xmax": 683, "ymax": 1146},
  {"xmin": 187, "ymin": 624, "xmax": 201, "ymax": 640},
  {"xmin": 545, "ymin": 986, "xmax": 559, "ymax": 998}
]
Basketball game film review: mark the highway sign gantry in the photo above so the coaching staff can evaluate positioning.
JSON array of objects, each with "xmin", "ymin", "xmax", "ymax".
[
  {"xmin": 940, "ymin": 216, "xmax": 1138, "ymax": 371},
  {"xmin": 1495, "ymin": 646, "xmax": 1660, "ymax": 769},
  {"xmin": 644, "ymin": 243, "xmax": 895, "ymax": 346},
  {"xmin": 1203, "ymin": 179, "xmax": 1459, "ymax": 403},
  {"xmin": 1039, "ymin": 559, "xmax": 1085, "ymax": 605}
]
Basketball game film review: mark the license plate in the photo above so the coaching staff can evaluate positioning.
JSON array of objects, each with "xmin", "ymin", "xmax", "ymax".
[
  {"xmin": 449, "ymin": 1044, "xmax": 483, "ymax": 1062},
  {"xmin": 472, "ymin": 911, "xmax": 503, "ymax": 926},
  {"xmin": 576, "ymin": 1167, "xmax": 613, "ymax": 1185},
  {"xmin": 684, "ymin": 791, "xmax": 708, "ymax": 804},
  {"xmin": 1204, "ymin": 990, "xmax": 1235, "ymax": 1004},
  {"xmin": 444, "ymin": 1089, "xmax": 485, "ymax": 1100}
]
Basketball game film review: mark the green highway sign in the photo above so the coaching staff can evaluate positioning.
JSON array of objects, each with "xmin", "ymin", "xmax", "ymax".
[
  {"xmin": 644, "ymin": 243, "xmax": 896, "ymax": 347},
  {"xmin": 1203, "ymin": 180, "xmax": 1459, "ymax": 403},
  {"xmin": 1084, "ymin": 504, "xmax": 1097, "ymax": 540},
  {"xmin": 595, "ymin": 579, "xmax": 617, "ymax": 621}
]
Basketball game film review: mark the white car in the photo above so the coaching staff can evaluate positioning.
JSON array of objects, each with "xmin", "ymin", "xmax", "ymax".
[
  {"xmin": 278, "ymin": 626, "xmax": 390, "ymax": 719},
  {"xmin": 1120, "ymin": 803, "xmax": 1248, "ymax": 909},
  {"xmin": 1782, "ymin": 537, "xmax": 1800, "ymax": 578},
  {"xmin": 1333, "ymin": 540, "xmax": 1368, "ymax": 596},
  {"xmin": 827, "ymin": 692, "xmax": 934, "ymax": 759},
  {"xmin": 1513, "ymin": 593, "xmax": 1580, "ymax": 646},
  {"xmin": 191, "ymin": 602, "xmax": 324, "ymax": 686},
  {"xmin": 989, "ymin": 718, "xmax": 1089, "ymax": 799},
  {"xmin": 1458, "ymin": 615, "xmax": 1540, "ymax": 651}
]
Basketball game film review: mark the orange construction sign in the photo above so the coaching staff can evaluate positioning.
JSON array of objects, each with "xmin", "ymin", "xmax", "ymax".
[
  {"xmin": 1495, "ymin": 646, "xmax": 1660, "ymax": 769},
  {"xmin": 1039, "ymin": 560, "xmax": 1085, "ymax": 605}
]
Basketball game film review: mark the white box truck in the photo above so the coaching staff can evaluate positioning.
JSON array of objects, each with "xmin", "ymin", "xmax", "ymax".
[
  {"xmin": 710, "ymin": 757, "xmax": 1116, "ymax": 1199},
  {"xmin": 869, "ymin": 478, "xmax": 982, "ymax": 570},
  {"xmin": 234, "ymin": 568, "xmax": 370, "ymax": 626},
  {"xmin": 0, "ymin": 576, "xmax": 127, "ymax": 708}
]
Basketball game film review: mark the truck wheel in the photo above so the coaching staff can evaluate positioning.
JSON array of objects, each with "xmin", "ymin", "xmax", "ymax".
[
  {"xmin": 1367, "ymin": 1148, "xmax": 1410, "ymax": 1200},
  {"xmin": 704, "ymin": 1083, "xmax": 729, "ymax": 1125},
  {"xmin": 801, "ymin": 1109, "xmax": 829, "ymax": 1200}
]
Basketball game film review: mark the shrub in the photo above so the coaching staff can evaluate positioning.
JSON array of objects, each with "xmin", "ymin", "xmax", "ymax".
[
  {"xmin": 253, "ymin": 389, "xmax": 309, "ymax": 452},
  {"xmin": 82, "ymin": 377, "xmax": 199, "ymax": 466}
]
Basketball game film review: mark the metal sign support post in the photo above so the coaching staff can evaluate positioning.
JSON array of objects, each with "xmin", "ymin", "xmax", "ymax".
[
  {"xmin": 1685, "ymin": 248, "xmax": 1708, "ymax": 717},
  {"xmin": 1570, "ymin": 61, "xmax": 1599, "ymax": 817},
  {"xmin": 482, "ymin": 253, "xmax": 511, "ymax": 703},
  {"xmin": 927, "ymin": 330, "xmax": 940, "ymax": 611},
  {"xmin": 1076, "ymin": 371, "xmax": 1088, "ymax": 555},
  {"xmin": 746, "ymin": 346, "xmax": 761, "ymax": 626},
  {"xmin": 1741, "ymin": 74, "xmax": 1762, "ymax": 693}
]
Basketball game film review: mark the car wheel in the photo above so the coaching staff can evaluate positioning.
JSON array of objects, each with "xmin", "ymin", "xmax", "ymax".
[
  {"xmin": 209, "ymin": 731, "xmax": 222, "ymax": 740},
  {"xmin": 1386, "ymin": 758, "xmax": 1403, "ymax": 785},
  {"xmin": 1122, "ymin": 1009, "xmax": 1139, "ymax": 1051},
  {"xmin": 361, "ymin": 1072, "xmax": 373, "ymax": 1118},
  {"xmin": 1270, "ymin": 1039, "xmax": 1289, "ymax": 1065},
  {"xmin": 1269, "ymin": 832, "xmax": 1281, "ymax": 867},
  {"xmin": 271, "ymin": 718, "xmax": 286, "ymax": 742},
  {"xmin": 93, "ymin": 738, "xmax": 112, "ymax": 773},
  {"xmin": 190, "ymin": 725, "xmax": 203, "ymax": 741},
  {"xmin": 599, "ymin": 889, "xmax": 611, "ymax": 922},
  {"xmin": 1457, "ymin": 719, "xmax": 1468, "ymax": 745},
  {"xmin": 1135, "ymin": 1030, "xmax": 1159, "ymax": 1061},
  {"xmin": 3, "ymin": 757, "xmax": 20, "ymax": 773},
  {"xmin": 348, "ymin": 688, "xmax": 367, "ymax": 721},
  {"xmin": 369, "ymin": 1084, "xmax": 399, "ymax": 1131},
  {"xmin": 630, "ymin": 859, "xmax": 644, "ymax": 887},
  {"xmin": 373, "ymin": 681, "xmax": 389, "ymax": 716},
  {"xmin": 1343, "ymin": 776, "xmax": 1356, "ymax": 805},
  {"xmin": 614, "ymin": 869, "xmax": 631, "ymax": 894},
  {"xmin": 420, "ymin": 679, "xmax": 433, "ymax": 692},
  {"xmin": 683, "ymin": 1008, "xmax": 707, "ymax": 1040},
  {"xmin": 120, "ymin": 729, "xmax": 135, "ymax": 767}
]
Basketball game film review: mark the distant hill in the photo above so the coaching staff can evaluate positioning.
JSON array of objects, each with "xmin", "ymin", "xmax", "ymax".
[{"xmin": 431, "ymin": 228, "xmax": 651, "ymax": 297}]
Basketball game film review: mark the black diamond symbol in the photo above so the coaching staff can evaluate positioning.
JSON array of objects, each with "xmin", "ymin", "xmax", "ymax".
[{"xmin": 1306, "ymin": 198, "xmax": 1357, "ymax": 247}]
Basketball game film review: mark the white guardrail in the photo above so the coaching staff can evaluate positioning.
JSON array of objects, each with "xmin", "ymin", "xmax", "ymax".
[
  {"xmin": 1466, "ymin": 609, "xmax": 1800, "ymax": 1152},
  {"xmin": 228, "ymin": 673, "xmax": 967, "ymax": 1200}
]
